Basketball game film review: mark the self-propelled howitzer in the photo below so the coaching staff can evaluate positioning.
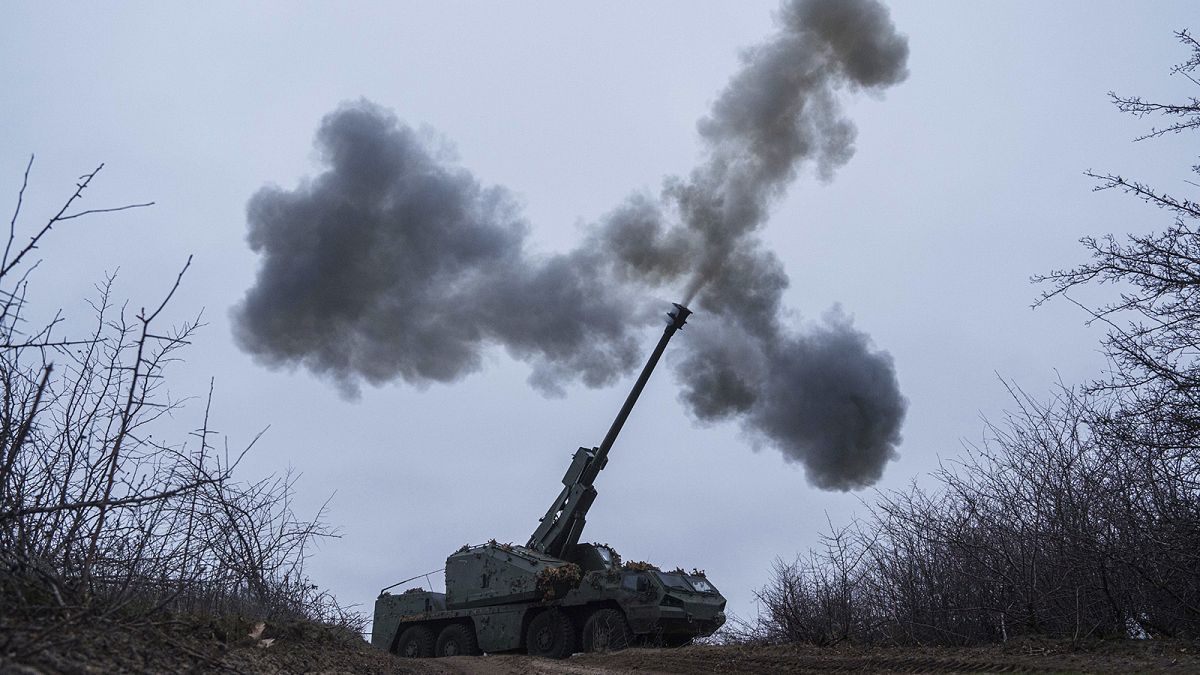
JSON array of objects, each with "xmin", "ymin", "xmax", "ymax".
[{"xmin": 372, "ymin": 303, "xmax": 726, "ymax": 659}]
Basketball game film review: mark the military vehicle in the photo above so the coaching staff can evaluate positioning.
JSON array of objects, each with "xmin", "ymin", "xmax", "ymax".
[{"xmin": 372, "ymin": 302, "xmax": 726, "ymax": 659}]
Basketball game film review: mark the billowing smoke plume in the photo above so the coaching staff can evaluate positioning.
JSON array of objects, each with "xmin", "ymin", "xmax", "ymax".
[
  {"xmin": 234, "ymin": 108, "xmax": 645, "ymax": 396},
  {"xmin": 233, "ymin": 0, "xmax": 909, "ymax": 490}
]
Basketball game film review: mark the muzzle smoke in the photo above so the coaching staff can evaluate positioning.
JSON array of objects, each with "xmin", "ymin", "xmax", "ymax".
[
  {"xmin": 233, "ymin": 0, "xmax": 909, "ymax": 491},
  {"xmin": 233, "ymin": 109, "xmax": 643, "ymax": 397}
]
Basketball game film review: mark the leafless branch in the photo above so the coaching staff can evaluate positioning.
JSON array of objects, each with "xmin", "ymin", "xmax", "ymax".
[{"xmin": 4, "ymin": 154, "xmax": 34, "ymax": 274}]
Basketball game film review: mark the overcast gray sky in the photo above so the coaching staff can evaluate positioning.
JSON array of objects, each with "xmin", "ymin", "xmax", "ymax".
[{"xmin": 3, "ymin": 1, "xmax": 1197, "ymax": 627}]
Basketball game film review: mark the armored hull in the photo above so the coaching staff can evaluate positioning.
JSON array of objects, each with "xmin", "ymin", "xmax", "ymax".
[{"xmin": 373, "ymin": 543, "xmax": 726, "ymax": 657}]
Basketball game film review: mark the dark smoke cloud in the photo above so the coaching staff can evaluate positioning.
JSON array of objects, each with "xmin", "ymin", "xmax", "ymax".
[
  {"xmin": 233, "ymin": 104, "xmax": 643, "ymax": 397},
  {"xmin": 233, "ymin": 0, "xmax": 909, "ymax": 490},
  {"xmin": 678, "ymin": 310, "xmax": 904, "ymax": 491}
]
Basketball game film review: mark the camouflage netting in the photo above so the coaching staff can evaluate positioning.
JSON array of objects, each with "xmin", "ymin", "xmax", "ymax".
[
  {"xmin": 593, "ymin": 543, "xmax": 623, "ymax": 569},
  {"xmin": 535, "ymin": 564, "xmax": 582, "ymax": 602}
]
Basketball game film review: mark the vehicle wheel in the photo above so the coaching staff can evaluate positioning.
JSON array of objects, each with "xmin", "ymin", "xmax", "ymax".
[
  {"xmin": 581, "ymin": 608, "xmax": 632, "ymax": 652},
  {"xmin": 525, "ymin": 609, "xmax": 576, "ymax": 659},
  {"xmin": 394, "ymin": 624, "xmax": 435, "ymax": 658},
  {"xmin": 436, "ymin": 623, "xmax": 481, "ymax": 657}
]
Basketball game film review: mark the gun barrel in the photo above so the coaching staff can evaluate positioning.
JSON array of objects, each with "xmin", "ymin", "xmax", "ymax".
[
  {"xmin": 527, "ymin": 302, "xmax": 691, "ymax": 556},
  {"xmin": 593, "ymin": 303, "xmax": 691, "ymax": 466}
]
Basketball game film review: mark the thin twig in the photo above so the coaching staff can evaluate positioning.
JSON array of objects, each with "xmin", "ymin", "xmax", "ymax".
[
  {"xmin": 58, "ymin": 202, "xmax": 155, "ymax": 222},
  {"xmin": 4, "ymin": 154, "xmax": 34, "ymax": 274}
]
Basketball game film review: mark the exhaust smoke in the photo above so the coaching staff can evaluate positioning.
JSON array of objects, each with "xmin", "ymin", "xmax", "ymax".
[{"xmin": 233, "ymin": 0, "xmax": 910, "ymax": 490}]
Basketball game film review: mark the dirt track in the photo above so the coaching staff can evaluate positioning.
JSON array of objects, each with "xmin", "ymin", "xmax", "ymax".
[
  {"xmin": 397, "ymin": 642, "xmax": 1200, "ymax": 675},
  {"xmin": 6, "ymin": 618, "xmax": 1199, "ymax": 674}
]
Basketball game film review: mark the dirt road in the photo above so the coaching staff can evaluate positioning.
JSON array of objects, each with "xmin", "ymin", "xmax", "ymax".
[
  {"xmin": 6, "ymin": 618, "xmax": 1198, "ymax": 674},
  {"xmin": 397, "ymin": 642, "xmax": 1200, "ymax": 675}
]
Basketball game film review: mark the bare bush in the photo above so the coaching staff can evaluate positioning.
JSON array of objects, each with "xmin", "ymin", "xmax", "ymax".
[
  {"xmin": 733, "ymin": 384, "xmax": 1199, "ymax": 646},
  {"xmin": 733, "ymin": 31, "xmax": 1200, "ymax": 648},
  {"xmin": 0, "ymin": 159, "xmax": 357, "ymax": 662}
]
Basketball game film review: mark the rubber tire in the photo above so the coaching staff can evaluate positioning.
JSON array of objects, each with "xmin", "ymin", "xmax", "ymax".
[
  {"xmin": 436, "ymin": 623, "xmax": 481, "ymax": 657},
  {"xmin": 394, "ymin": 625, "xmax": 435, "ymax": 658},
  {"xmin": 580, "ymin": 608, "xmax": 632, "ymax": 653},
  {"xmin": 525, "ymin": 609, "xmax": 577, "ymax": 659}
]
